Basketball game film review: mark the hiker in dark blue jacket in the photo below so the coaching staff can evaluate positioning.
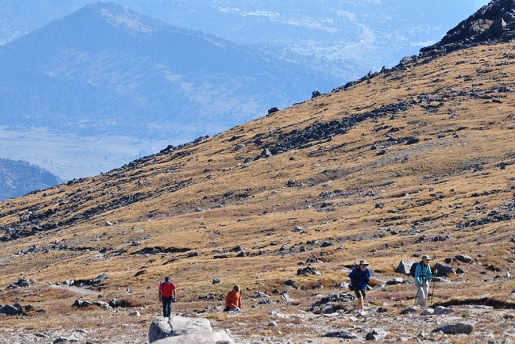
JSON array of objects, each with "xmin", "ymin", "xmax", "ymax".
[{"xmin": 348, "ymin": 259, "xmax": 372, "ymax": 315}]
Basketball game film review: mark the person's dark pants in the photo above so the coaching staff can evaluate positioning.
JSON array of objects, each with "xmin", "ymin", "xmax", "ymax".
[
  {"xmin": 354, "ymin": 288, "xmax": 366, "ymax": 299},
  {"xmin": 162, "ymin": 296, "xmax": 173, "ymax": 317}
]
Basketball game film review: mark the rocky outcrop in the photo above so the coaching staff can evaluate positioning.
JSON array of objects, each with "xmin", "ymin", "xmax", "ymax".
[
  {"xmin": 148, "ymin": 316, "xmax": 234, "ymax": 343},
  {"xmin": 421, "ymin": 0, "xmax": 515, "ymax": 57}
]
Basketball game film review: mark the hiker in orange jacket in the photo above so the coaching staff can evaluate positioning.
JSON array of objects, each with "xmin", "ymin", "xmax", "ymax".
[{"xmin": 224, "ymin": 285, "xmax": 242, "ymax": 312}]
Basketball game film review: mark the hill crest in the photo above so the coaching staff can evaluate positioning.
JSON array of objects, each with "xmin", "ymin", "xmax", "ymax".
[{"xmin": 421, "ymin": 0, "xmax": 515, "ymax": 55}]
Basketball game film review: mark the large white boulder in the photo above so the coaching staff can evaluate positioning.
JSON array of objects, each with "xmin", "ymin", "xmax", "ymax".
[{"xmin": 148, "ymin": 315, "xmax": 234, "ymax": 343}]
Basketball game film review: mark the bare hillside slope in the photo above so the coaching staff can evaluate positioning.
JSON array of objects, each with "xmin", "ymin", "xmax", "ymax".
[{"xmin": 2, "ymin": 2, "xmax": 515, "ymax": 339}]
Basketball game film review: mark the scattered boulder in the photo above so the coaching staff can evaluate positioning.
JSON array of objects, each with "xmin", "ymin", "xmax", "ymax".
[
  {"xmin": 308, "ymin": 292, "xmax": 354, "ymax": 314},
  {"xmin": 261, "ymin": 149, "xmax": 272, "ymax": 158},
  {"xmin": 433, "ymin": 263, "xmax": 455, "ymax": 277},
  {"xmin": 92, "ymin": 301, "xmax": 111, "ymax": 310},
  {"xmin": 15, "ymin": 278, "xmax": 31, "ymax": 287},
  {"xmin": 72, "ymin": 299, "xmax": 93, "ymax": 308},
  {"xmin": 297, "ymin": 266, "xmax": 319, "ymax": 276},
  {"xmin": 284, "ymin": 279, "xmax": 297, "ymax": 288},
  {"xmin": 455, "ymin": 254, "xmax": 472, "ymax": 263},
  {"xmin": 267, "ymin": 107, "xmax": 279, "ymax": 115},
  {"xmin": 312, "ymin": 90, "xmax": 322, "ymax": 98},
  {"xmin": 324, "ymin": 330, "xmax": 362, "ymax": 340},
  {"xmin": 253, "ymin": 291, "xmax": 271, "ymax": 299},
  {"xmin": 71, "ymin": 273, "xmax": 108, "ymax": 287},
  {"xmin": 433, "ymin": 306, "xmax": 453, "ymax": 315},
  {"xmin": 402, "ymin": 306, "xmax": 420, "ymax": 314},
  {"xmin": 366, "ymin": 328, "xmax": 388, "ymax": 341},
  {"xmin": 53, "ymin": 333, "xmax": 86, "ymax": 343},
  {"xmin": 0, "ymin": 304, "xmax": 24, "ymax": 315},
  {"xmin": 386, "ymin": 277, "xmax": 404, "ymax": 285},
  {"xmin": 433, "ymin": 322, "xmax": 474, "ymax": 335},
  {"xmin": 444, "ymin": 257, "xmax": 455, "ymax": 264},
  {"xmin": 422, "ymin": 308, "xmax": 434, "ymax": 315},
  {"xmin": 6, "ymin": 278, "xmax": 33, "ymax": 289},
  {"xmin": 395, "ymin": 260, "xmax": 413, "ymax": 275}
]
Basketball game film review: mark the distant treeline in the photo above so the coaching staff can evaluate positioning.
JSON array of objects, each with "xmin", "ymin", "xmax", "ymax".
[{"xmin": 0, "ymin": 158, "xmax": 61, "ymax": 201}]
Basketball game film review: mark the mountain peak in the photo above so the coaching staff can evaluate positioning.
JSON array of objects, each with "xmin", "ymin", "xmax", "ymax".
[
  {"xmin": 421, "ymin": 0, "xmax": 515, "ymax": 56},
  {"xmin": 75, "ymin": 1, "xmax": 161, "ymax": 36}
]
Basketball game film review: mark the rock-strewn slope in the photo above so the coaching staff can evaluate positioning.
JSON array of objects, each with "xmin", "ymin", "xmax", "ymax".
[{"xmin": 2, "ymin": 1, "xmax": 515, "ymax": 342}]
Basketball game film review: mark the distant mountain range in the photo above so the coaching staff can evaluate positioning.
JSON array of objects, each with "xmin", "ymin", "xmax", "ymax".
[
  {"xmin": 0, "ymin": 0, "xmax": 491, "ymax": 181},
  {"xmin": 0, "ymin": 0, "xmax": 490, "ymax": 71},
  {"xmin": 0, "ymin": 2, "xmax": 342, "ymax": 138},
  {"xmin": 0, "ymin": 158, "xmax": 60, "ymax": 201}
]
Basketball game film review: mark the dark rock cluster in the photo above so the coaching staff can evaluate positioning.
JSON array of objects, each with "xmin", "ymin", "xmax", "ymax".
[
  {"xmin": 307, "ymin": 292, "xmax": 355, "ymax": 314},
  {"xmin": 421, "ymin": 0, "xmax": 515, "ymax": 58}
]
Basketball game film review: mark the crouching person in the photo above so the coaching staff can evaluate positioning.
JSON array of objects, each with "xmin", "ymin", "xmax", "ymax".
[{"xmin": 224, "ymin": 285, "xmax": 242, "ymax": 312}]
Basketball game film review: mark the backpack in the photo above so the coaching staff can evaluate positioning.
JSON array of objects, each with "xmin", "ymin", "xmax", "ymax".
[{"xmin": 409, "ymin": 261, "xmax": 421, "ymax": 277}]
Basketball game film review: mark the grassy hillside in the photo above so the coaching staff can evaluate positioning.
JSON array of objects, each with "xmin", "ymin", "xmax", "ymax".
[{"xmin": 1, "ymin": 41, "xmax": 515, "ymax": 342}]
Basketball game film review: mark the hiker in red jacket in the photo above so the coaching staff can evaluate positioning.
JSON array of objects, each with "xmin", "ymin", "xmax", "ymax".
[{"xmin": 158, "ymin": 276, "xmax": 176, "ymax": 318}]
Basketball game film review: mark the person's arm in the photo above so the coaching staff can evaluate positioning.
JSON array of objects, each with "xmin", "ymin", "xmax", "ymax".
[
  {"xmin": 415, "ymin": 263, "xmax": 422, "ymax": 285},
  {"xmin": 158, "ymin": 286, "xmax": 162, "ymax": 302},
  {"xmin": 237, "ymin": 293, "xmax": 242, "ymax": 309},
  {"xmin": 172, "ymin": 288, "xmax": 176, "ymax": 301},
  {"xmin": 427, "ymin": 265, "xmax": 433, "ymax": 279},
  {"xmin": 349, "ymin": 269, "xmax": 356, "ymax": 283}
]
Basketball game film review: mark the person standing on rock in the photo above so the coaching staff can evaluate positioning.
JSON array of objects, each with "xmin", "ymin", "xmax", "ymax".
[
  {"xmin": 348, "ymin": 259, "xmax": 371, "ymax": 315},
  {"xmin": 414, "ymin": 255, "xmax": 434, "ymax": 308},
  {"xmin": 224, "ymin": 285, "xmax": 242, "ymax": 312},
  {"xmin": 158, "ymin": 276, "xmax": 176, "ymax": 318}
]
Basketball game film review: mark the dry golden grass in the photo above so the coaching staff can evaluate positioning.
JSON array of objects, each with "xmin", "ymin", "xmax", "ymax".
[{"xmin": 2, "ymin": 42, "xmax": 515, "ymax": 341}]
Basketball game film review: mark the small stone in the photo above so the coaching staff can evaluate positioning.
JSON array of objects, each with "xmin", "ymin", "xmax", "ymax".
[
  {"xmin": 402, "ymin": 306, "xmax": 419, "ymax": 314},
  {"xmin": 434, "ymin": 306, "xmax": 453, "ymax": 315}
]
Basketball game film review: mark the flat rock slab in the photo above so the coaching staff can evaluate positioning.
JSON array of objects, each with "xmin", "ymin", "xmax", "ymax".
[
  {"xmin": 149, "ymin": 316, "xmax": 222, "ymax": 343},
  {"xmin": 152, "ymin": 331, "xmax": 235, "ymax": 344},
  {"xmin": 434, "ymin": 322, "xmax": 474, "ymax": 335}
]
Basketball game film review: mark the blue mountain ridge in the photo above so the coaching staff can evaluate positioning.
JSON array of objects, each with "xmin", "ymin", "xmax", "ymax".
[{"xmin": 0, "ymin": 2, "xmax": 342, "ymax": 139}]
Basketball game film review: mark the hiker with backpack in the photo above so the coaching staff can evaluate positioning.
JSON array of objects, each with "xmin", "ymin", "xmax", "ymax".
[
  {"xmin": 348, "ymin": 259, "xmax": 372, "ymax": 315},
  {"xmin": 224, "ymin": 285, "xmax": 242, "ymax": 312},
  {"xmin": 158, "ymin": 276, "xmax": 176, "ymax": 318},
  {"xmin": 412, "ymin": 255, "xmax": 436, "ymax": 308}
]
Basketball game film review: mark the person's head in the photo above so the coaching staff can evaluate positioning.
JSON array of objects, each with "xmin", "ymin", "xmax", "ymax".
[
  {"xmin": 165, "ymin": 276, "xmax": 170, "ymax": 282},
  {"xmin": 233, "ymin": 285, "xmax": 240, "ymax": 292},
  {"xmin": 359, "ymin": 260, "xmax": 369, "ymax": 270},
  {"xmin": 421, "ymin": 255, "xmax": 431, "ymax": 264}
]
